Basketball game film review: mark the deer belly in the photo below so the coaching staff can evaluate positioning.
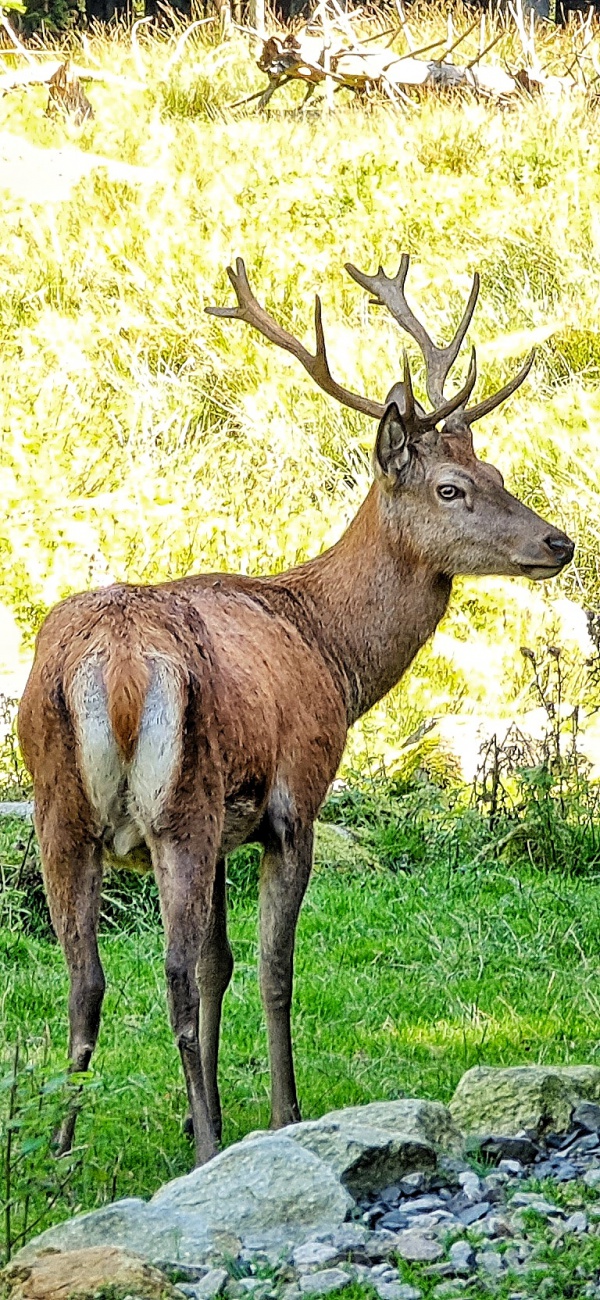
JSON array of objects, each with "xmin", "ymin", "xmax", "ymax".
[{"xmin": 221, "ymin": 797, "xmax": 262, "ymax": 855}]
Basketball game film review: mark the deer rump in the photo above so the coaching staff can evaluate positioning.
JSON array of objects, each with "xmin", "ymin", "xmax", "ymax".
[{"xmin": 32, "ymin": 581, "xmax": 345, "ymax": 873}]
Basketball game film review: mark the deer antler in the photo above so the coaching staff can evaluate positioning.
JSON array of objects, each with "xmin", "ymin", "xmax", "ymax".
[
  {"xmin": 208, "ymin": 256, "xmax": 534, "ymax": 434},
  {"xmin": 206, "ymin": 258, "xmax": 385, "ymax": 421},
  {"xmin": 345, "ymin": 255, "xmax": 534, "ymax": 429},
  {"xmin": 345, "ymin": 256, "xmax": 478, "ymax": 409}
]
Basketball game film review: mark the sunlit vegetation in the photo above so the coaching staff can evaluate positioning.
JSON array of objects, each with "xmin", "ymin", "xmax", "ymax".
[{"xmin": 0, "ymin": 8, "xmax": 599, "ymax": 766}]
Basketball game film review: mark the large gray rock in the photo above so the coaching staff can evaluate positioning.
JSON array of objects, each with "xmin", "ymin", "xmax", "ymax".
[
  {"xmin": 11, "ymin": 1198, "xmax": 214, "ymax": 1267},
  {"xmin": 283, "ymin": 1120, "xmax": 436, "ymax": 1197},
  {"xmin": 152, "ymin": 1136, "xmax": 353, "ymax": 1249},
  {"xmin": 14, "ymin": 1137, "xmax": 352, "ymax": 1268},
  {"xmin": 322, "ymin": 1100, "xmax": 463, "ymax": 1154},
  {"xmin": 450, "ymin": 1066, "xmax": 600, "ymax": 1136}
]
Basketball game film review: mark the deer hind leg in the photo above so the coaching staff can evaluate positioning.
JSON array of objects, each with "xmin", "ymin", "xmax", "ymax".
[
  {"xmin": 197, "ymin": 856, "xmax": 233, "ymax": 1143},
  {"xmin": 35, "ymin": 802, "xmax": 105, "ymax": 1155},
  {"xmin": 259, "ymin": 808, "xmax": 313, "ymax": 1130},
  {"xmin": 152, "ymin": 829, "xmax": 221, "ymax": 1166}
]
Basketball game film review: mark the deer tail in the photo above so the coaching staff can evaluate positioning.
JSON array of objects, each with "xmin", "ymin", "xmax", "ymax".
[{"xmin": 103, "ymin": 643, "xmax": 152, "ymax": 763}]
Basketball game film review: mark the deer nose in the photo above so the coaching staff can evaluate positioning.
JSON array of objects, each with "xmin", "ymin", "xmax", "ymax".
[{"xmin": 545, "ymin": 534, "xmax": 575, "ymax": 565}]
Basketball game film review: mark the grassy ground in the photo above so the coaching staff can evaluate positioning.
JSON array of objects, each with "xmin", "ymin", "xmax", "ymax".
[{"xmin": 3, "ymin": 756, "xmax": 600, "ymax": 1259}]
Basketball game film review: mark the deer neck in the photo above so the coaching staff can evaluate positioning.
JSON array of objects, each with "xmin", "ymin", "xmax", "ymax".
[{"xmin": 276, "ymin": 484, "xmax": 452, "ymax": 725}]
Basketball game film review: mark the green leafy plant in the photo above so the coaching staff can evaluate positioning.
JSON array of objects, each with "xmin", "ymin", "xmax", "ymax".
[{"xmin": 0, "ymin": 1035, "xmax": 95, "ymax": 1264}]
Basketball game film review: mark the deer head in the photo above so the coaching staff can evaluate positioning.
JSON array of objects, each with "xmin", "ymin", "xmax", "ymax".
[{"xmin": 207, "ymin": 256, "xmax": 574, "ymax": 583}]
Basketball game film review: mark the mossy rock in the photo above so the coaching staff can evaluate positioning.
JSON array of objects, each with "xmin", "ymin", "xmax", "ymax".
[{"xmin": 450, "ymin": 1065, "xmax": 600, "ymax": 1137}]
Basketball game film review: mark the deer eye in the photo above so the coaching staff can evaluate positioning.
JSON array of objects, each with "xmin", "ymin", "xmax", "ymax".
[{"xmin": 437, "ymin": 484, "xmax": 465, "ymax": 502}]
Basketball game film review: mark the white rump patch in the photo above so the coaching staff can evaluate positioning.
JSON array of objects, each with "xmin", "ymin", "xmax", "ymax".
[
  {"xmin": 71, "ymin": 656, "xmax": 183, "ymax": 852},
  {"xmin": 128, "ymin": 659, "xmax": 183, "ymax": 833},
  {"xmin": 70, "ymin": 659, "xmax": 123, "ymax": 829}
]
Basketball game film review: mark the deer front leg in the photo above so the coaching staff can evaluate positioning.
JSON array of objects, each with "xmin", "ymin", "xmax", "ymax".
[
  {"xmin": 35, "ymin": 807, "xmax": 105, "ymax": 1155},
  {"xmin": 259, "ymin": 820, "xmax": 313, "ymax": 1129},
  {"xmin": 153, "ymin": 833, "xmax": 220, "ymax": 1166}
]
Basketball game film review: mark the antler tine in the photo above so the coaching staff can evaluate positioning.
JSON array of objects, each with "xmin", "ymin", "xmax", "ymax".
[
  {"xmin": 206, "ymin": 257, "xmax": 385, "ymax": 421},
  {"xmin": 402, "ymin": 349, "xmax": 416, "ymax": 426},
  {"xmin": 463, "ymin": 349, "xmax": 535, "ymax": 426},
  {"xmin": 420, "ymin": 346, "xmax": 478, "ymax": 432},
  {"xmin": 345, "ymin": 258, "xmax": 480, "ymax": 412}
]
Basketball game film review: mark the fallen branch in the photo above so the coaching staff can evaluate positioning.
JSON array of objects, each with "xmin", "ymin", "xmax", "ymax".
[{"xmin": 248, "ymin": 9, "xmax": 582, "ymax": 111}]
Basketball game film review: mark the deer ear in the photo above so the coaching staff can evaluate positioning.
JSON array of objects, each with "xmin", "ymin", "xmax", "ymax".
[{"xmin": 374, "ymin": 403, "xmax": 413, "ymax": 483}]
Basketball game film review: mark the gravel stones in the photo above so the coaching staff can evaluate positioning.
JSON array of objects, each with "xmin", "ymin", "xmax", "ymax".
[
  {"xmin": 373, "ymin": 1284, "xmax": 422, "ymax": 1300},
  {"xmin": 450, "ymin": 1065, "xmax": 600, "ymax": 1137},
  {"xmin": 466, "ymin": 1135, "xmax": 538, "ymax": 1165},
  {"xmin": 458, "ymin": 1202, "xmax": 490, "ymax": 1226}
]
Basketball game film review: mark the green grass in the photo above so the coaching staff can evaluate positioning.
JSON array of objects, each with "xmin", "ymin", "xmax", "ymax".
[{"xmin": 3, "ymin": 779, "xmax": 600, "ymax": 1257}]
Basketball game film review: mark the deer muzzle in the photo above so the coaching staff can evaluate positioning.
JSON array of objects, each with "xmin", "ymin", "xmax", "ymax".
[{"xmin": 513, "ymin": 529, "xmax": 575, "ymax": 580}]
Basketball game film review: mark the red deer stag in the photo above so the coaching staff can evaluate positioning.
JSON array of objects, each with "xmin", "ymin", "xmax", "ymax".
[{"xmin": 18, "ymin": 256, "xmax": 574, "ymax": 1167}]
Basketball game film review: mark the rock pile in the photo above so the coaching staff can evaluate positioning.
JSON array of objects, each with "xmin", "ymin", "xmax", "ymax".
[{"xmin": 5, "ymin": 1065, "xmax": 600, "ymax": 1300}]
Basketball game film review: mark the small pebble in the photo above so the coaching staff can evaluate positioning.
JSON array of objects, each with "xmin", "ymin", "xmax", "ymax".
[
  {"xmin": 379, "ymin": 1289, "xmax": 422, "ymax": 1300},
  {"xmin": 298, "ymin": 1269, "xmax": 353, "ymax": 1295},
  {"xmin": 405, "ymin": 1211, "xmax": 456, "ymax": 1231},
  {"xmin": 398, "ymin": 1172, "xmax": 427, "ymax": 1194},
  {"xmin": 393, "ymin": 1230, "xmax": 444, "ymax": 1263},
  {"xmin": 511, "ymin": 1194, "xmax": 561, "ymax": 1216},
  {"xmin": 584, "ymin": 1168, "xmax": 600, "ymax": 1188},
  {"xmin": 477, "ymin": 1214, "xmax": 513, "ymax": 1238},
  {"xmin": 448, "ymin": 1240, "xmax": 475, "ymax": 1272},
  {"xmin": 378, "ymin": 1212, "xmax": 408, "ymax": 1232},
  {"xmin": 330, "ymin": 1225, "xmax": 368, "ymax": 1251},
  {"xmin": 372, "ymin": 1284, "xmax": 419, "ymax": 1300},
  {"xmin": 293, "ymin": 1243, "xmax": 343, "ymax": 1270},
  {"xmin": 545, "ymin": 1159, "xmax": 578, "ymax": 1181},
  {"xmin": 573, "ymin": 1102, "xmax": 600, "ymax": 1132},
  {"xmin": 476, "ymin": 1250, "xmax": 505, "ymax": 1277},
  {"xmin": 458, "ymin": 1172, "xmax": 482, "ymax": 1202},
  {"xmin": 498, "ymin": 1159, "xmax": 523, "ymax": 1175},
  {"xmin": 195, "ymin": 1270, "xmax": 229, "ymax": 1300},
  {"xmin": 458, "ymin": 1201, "xmax": 490, "ymax": 1226},
  {"xmin": 403, "ymin": 1195, "xmax": 445, "ymax": 1212},
  {"xmin": 563, "ymin": 1210, "xmax": 588, "ymax": 1233}
]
